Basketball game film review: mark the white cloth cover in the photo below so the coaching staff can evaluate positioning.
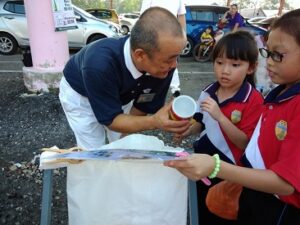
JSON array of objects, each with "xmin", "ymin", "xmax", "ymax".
[{"xmin": 67, "ymin": 134, "xmax": 188, "ymax": 225}]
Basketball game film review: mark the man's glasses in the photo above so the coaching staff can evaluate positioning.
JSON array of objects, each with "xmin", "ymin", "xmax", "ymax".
[{"xmin": 259, "ymin": 48, "xmax": 285, "ymax": 62}]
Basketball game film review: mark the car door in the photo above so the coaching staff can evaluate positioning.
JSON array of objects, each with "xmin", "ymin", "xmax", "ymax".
[
  {"xmin": 1, "ymin": 1, "xmax": 29, "ymax": 43},
  {"xmin": 187, "ymin": 8, "xmax": 215, "ymax": 43},
  {"xmin": 66, "ymin": 10, "xmax": 85, "ymax": 48}
]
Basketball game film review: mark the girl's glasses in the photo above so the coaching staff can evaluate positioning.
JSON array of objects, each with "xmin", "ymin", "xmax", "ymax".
[{"xmin": 259, "ymin": 48, "xmax": 285, "ymax": 62}]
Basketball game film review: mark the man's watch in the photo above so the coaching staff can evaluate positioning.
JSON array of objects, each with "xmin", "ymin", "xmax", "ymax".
[{"xmin": 172, "ymin": 90, "xmax": 181, "ymax": 97}]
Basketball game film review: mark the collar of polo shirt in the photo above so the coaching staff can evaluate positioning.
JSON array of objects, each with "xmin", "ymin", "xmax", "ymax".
[{"xmin": 124, "ymin": 38, "xmax": 146, "ymax": 79}]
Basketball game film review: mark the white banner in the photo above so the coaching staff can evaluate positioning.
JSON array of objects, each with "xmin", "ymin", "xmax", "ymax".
[{"xmin": 52, "ymin": 0, "xmax": 77, "ymax": 31}]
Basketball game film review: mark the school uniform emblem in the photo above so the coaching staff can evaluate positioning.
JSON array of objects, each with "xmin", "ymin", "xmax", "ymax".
[
  {"xmin": 231, "ymin": 110, "xmax": 242, "ymax": 124},
  {"xmin": 275, "ymin": 120, "xmax": 287, "ymax": 140},
  {"xmin": 143, "ymin": 88, "xmax": 152, "ymax": 94}
]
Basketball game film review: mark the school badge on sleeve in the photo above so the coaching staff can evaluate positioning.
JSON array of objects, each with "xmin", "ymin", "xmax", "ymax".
[
  {"xmin": 231, "ymin": 110, "xmax": 242, "ymax": 124},
  {"xmin": 275, "ymin": 120, "xmax": 287, "ymax": 140}
]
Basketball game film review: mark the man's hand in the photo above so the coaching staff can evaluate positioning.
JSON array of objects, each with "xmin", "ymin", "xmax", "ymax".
[{"xmin": 152, "ymin": 102, "xmax": 191, "ymax": 134}]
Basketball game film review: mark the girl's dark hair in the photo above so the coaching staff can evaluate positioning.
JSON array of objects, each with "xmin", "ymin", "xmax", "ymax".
[
  {"xmin": 212, "ymin": 30, "xmax": 258, "ymax": 86},
  {"xmin": 203, "ymin": 25, "xmax": 214, "ymax": 36},
  {"xmin": 271, "ymin": 9, "xmax": 300, "ymax": 46},
  {"xmin": 207, "ymin": 25, "xmax": 213, "ymax": 31}
]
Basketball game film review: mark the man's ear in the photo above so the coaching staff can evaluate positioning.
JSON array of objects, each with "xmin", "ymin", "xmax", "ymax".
[{"xmin": 132, "ymin": 48, "xmax": 147, "ymax": 63}]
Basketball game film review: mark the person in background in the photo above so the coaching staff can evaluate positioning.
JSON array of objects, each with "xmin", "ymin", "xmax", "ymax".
[
  {"xmin": 197, "ymin": 26, "xmax": 214, "ymax": 58},
  {"xmin": 140, "ymin": 0, "xmax": 187, "ymax": 96},
  {"xmin": 222, "ymin": 3, "xmax": 245, "ymax": 32},
  {"xmin": 166, "ymin": 9, "xmax": 300, "ymax": 225},
  {"xmin": 174, "ymin": 30, "xmax": 263, "ymax": 225},
  {"xmin": 59, "ymin": 7, "xmax": 189, "ymax": 151}
]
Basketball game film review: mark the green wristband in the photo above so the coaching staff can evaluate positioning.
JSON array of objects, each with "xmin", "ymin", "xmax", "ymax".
[{"xmin": 208, "ymin": 154, "xmax": 220, "ymax": 179}]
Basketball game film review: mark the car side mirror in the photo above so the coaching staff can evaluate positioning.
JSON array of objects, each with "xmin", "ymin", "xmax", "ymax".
[{"xmin": 75, "ymin": 15, "xmax": 81, "ymax": 21}]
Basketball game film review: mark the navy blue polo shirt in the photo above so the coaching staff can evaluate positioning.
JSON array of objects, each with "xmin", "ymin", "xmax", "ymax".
[{"xmin": 63, "ymin": 36, "xmax": 173, "ymax": 126}]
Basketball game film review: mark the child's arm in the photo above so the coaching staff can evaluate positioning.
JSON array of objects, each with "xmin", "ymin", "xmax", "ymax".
[
  {"xmin": 201, "ymin": 96, "xmax": 248, "ymax": 149},
  {"xmin": 164, "ymin": 154, "xmax": 294, "ymax": 195},
  {"xmin": 200, "ymin": 33, "xmax": 206, "ymax": 42},
  {"xmin": 173, "ymin": 121, "xmax": 202, "ymax": 143}
]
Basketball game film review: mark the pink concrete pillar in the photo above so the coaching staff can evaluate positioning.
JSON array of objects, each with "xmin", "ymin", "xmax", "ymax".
[{"xmin": 23, "ymin": 0, "xmax": 69, "ymax": 92}]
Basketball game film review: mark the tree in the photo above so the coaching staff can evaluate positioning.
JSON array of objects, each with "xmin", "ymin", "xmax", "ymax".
[
  {"xmin": 278, "ymin": 0, "xmax": 285, "ymax": 15},
  {"xmin": 237, "ymin": 0, "xmax": 254, "ymax": 9},
  {"xmin": 117, "ymin": 0, "xmax": 142, "ymax": 13},
  {"xmin": 261, "ymin": 0, "xmax": 292, "ymax": 10},
  {"xmin": 72, "ymin": 0, "xmax": 142, "ymax": 12},
  {"xmin": 72, "ymin": 0, "xmax": 105, "ymax": 9}
]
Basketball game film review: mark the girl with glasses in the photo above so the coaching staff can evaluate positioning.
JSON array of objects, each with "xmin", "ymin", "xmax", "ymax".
[
  {"xmin": 165, "ymin": 9, "xmax": 300, "ymax": 225},
  {"xmin": 173, "ymin": 30, "xmax": 264, "ymax": 225}
]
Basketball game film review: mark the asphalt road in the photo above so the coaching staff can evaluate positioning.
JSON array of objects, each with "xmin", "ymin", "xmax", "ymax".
[
  {"xmin": 0, "ymin": 53, "xmax": 216, "ymax": 99},
  {"xmin": 0, "ymin": 53, "xmax": 216, "ymax": 225}
]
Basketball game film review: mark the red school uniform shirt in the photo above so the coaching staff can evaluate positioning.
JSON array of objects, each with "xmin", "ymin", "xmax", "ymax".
[
  {"xmin": 195, "ymin": 81, "xmax": 264, "ymax": 165},
  {"xmin": 244, "ymin": 83, "xmax": 300, "ymax": 208}
]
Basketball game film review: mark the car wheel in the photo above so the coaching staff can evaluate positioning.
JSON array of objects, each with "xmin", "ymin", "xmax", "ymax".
[
  {"xmin": 193, "ymin": 43, "xmax": 213, "ymax": 62},
  {"xmin": 0, "ymin": 33, "xmax": 18, "ymax": 55},
  {"xmin": 87, "ymin": 34, "xmax": 106, "ymax": 44},
  {"xmin": 180, "ymin": 37, "xmax": 194, "ymax": 57},
  {"xmin": 121, "ymin": 25, "xmax": 130, "ymax": 35}
]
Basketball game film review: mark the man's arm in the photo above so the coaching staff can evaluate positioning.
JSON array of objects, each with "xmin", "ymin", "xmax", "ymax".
[
  {"xmin": 232, "ymin": 13, "xmax": 243, "ymax": 32},
  {"xmin": 128, "ymin": 106, "xmax": 147, "ymax": 116},
  {"xmin": 232, "ymin": 23, "xmax": 240, "ymax": 32},
  {"xmin": 221, "ymin": 11, "xmax": 229, "ymax": 23},
  {"xmin": 107, "ymin": 102, "xmax": 190, "ymax": 134}
]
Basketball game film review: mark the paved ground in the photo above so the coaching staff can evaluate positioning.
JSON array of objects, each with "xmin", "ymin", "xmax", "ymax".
[
  {"xmin": 0, "ymin": 52, "xmax": 215, "ymax": 225},
  {"xmin": 0, "ymin": 52, "xmax": 215, "ymax": 98}
]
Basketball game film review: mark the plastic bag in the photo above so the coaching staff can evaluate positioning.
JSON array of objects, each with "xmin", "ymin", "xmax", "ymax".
[
  {"xmin": 67, "ymin": 134, "xmax": 188, "ymax": 225},
  {"xmin": 206, "ymin": 180, "xmax": 243, "ymax": 220}
]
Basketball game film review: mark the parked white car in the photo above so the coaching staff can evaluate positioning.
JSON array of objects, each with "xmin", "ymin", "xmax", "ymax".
[
  {"xmin": 247, "ymin": 16, "xmax": 266, "ymax": 24},
  {"xmin": 0, "ymin": 0, "xmax": 123, "ymax": 55},
  {"xmin": 119, "ymin": 13, "xmax": 139, "ymax": 34}
]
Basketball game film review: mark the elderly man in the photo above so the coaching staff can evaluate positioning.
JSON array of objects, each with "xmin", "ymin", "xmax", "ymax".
[
  {"xmin": 59, "ymin": 7, "xmax": 189, "ymax": 150},
  {"xmin": 59, "ymin": 8, "xmax": 189, "ymax": 225},
  {"xmin": 140, "ymin": 0, "xmax": 187, "ymax": 96}
]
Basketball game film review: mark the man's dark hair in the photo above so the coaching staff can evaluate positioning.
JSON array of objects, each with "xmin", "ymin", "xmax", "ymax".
[{"xmin": 130, "ymin": 7, "xmax": 184, "ymax": 58}]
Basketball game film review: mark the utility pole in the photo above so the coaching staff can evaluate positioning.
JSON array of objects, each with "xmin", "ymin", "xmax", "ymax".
[
  {"xmin": 278, "ymin": 0, "xmax": 285, "ymax": 16},
  {"xmin": 226, "ymin": 0, "xmax": 231, "ymax": 7},
  {"xmin": 110, "ymin": 0, "xmax": 113, "ymax": 9}
]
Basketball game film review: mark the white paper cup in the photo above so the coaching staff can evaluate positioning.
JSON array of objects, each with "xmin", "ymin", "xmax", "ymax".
[{"xmin": 170, "ymin": 95, "xmax": 197, "ymax": 121}]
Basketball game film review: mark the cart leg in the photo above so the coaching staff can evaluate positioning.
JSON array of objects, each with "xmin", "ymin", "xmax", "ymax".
[
  {"xmin": 189, "ymin": 180, "xmax": 199, "ymax": 225},
  {"xmin": 40, "ymin": 170, "xmax": 53, "ymax": 225}
]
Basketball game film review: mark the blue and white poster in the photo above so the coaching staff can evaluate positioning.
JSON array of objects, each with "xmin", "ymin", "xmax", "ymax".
[{"xmin": 52, "ymin": 0, "xmax": 78, "ymax": 31}]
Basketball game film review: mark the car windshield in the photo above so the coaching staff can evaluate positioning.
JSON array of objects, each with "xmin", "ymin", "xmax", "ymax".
[
  {"xmin": 72, "ymin": 5, "xmax": 95, "ymax": 19},
  {"xmin": 191, "ymin": 11, "xmax": 214, "ymax": 22},
  {"xmin": 3, "ymin": 0, "xmax": 25, "ymax": 14}
]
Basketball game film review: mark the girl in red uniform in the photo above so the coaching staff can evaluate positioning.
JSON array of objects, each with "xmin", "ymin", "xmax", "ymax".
[
  {"xmin": 174, "ymin": 30, "xmax": 264, "ymax": 225},
  {"xmin": 166, "ymin": 9, "xmax": 300, "ymax": 225}
]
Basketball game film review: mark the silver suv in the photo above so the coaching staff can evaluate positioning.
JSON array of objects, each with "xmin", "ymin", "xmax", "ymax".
[{"xmin": 0, "ymin": 0, "xmax": 123, "ymax": 55}]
